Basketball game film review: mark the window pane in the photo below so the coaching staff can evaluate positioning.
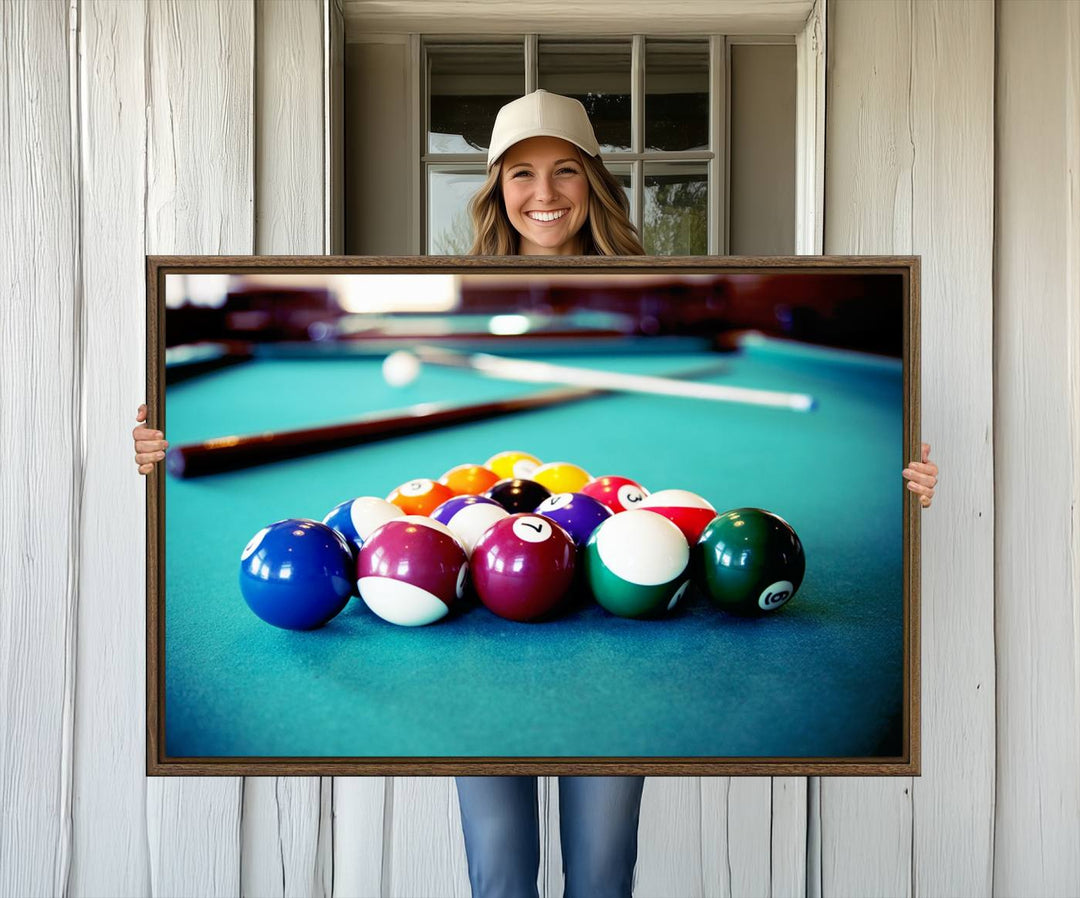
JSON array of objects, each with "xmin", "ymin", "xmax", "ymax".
[
  {"xmin": 538, "ymin": 40, "xmax": 631, "ymax": 153},
  {"xmin": 428, "ymin": 167, "xmax": 487, "ymax": 254},
  {"xmin": 643, "ymin": 163, "xmax": 708, "ymax": 255},
  {"xmin": 604, "ymin": 163, "xmax": 634, "ymax": 221},
  {"xmin": 645, "ymin": 40, "xmax": 709, "ymax": 152},
  {"xmin": 428, "ymin": 44, "xmax": 524, "ymax": 154}
]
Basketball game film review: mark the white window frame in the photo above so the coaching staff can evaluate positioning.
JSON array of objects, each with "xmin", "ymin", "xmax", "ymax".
[{"xmin": 406, "ymin": 0, "xmax": 825, "ymax": 256}]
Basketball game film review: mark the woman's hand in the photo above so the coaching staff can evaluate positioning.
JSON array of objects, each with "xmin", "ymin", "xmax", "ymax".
[
  {"xmin": 133, "ymin": 404, "xmax": 169, "ymax": 475},
  {"xmin": 903, "ymin": 442, "xmax": 938, "ymax": 508}
]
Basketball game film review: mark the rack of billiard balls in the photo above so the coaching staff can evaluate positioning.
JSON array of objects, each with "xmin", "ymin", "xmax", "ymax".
[{"xmin": 238, "ymin": 451, "xmax": 806, "ymax": 631}]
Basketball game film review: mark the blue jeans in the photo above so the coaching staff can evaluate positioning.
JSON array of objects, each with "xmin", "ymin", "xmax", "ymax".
[{"xmin": 455, "ymin": 776, "xmax": 646, "ymax": 898}]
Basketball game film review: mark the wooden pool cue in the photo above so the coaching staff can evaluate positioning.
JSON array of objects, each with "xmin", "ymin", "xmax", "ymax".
[
  {"xmin": 164, "ymin": 359, "xmax": 742, "ymax": 479},
  {"xmin": 411, "ymin": 346, "xmax": 817, "ymax": 412},
  {"xmin": 165, "ymin": 386, "xmax": 595, "ymax": 478}
]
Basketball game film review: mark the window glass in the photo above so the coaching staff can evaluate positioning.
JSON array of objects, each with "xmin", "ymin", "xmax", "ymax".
[
  {"xmin": 428, "ymin": 44, "xmax": 524, "ymax": 154},
  {"xmin": 428, "ymin": 167, "xmax": 487, "ymax": 254},
  {"xmin": 645, "ymin": 40, "xmax": 709, "ymax": 152},
  {"xmin": 643, "ymin": 162, "xmax": 708, "ymax": 255},
  {"xmin": 538, "ymin": 40, "xmax": 632, "ymax": 153}
]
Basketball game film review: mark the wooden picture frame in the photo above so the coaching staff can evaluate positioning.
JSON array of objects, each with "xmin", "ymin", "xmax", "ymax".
[{"xmin": 147, "ymin": 255, "xmax": 920, "ymax": 776}]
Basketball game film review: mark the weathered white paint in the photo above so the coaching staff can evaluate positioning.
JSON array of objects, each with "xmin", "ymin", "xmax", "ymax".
[
  {"xmin": 342, "ymin": 0, "xmax": 815, "ymax": 39},
  {"xmin": 994, "ymin": 1, "xmax": 1080, "ymax": 894},
  {"xmin": 144, "ymin": 1, "xmax": 253, "ymax": 893},
  {"xmin": 824, "ymin": 3, "xmax": 996, "ymax": 898},
  {"xmin": 332, "ymin": 778, "xmax": 386, "ymax": 897},
  {"xmin": 822, "ymin": 5, "xmax": 915, "ymax": 889},
  {"xmin": 70, "ymin": 1, "xmax": 152, "ymax": 896},
  {"xmin": 243, "ymin": 3, "xmax": 330, "ymax": 896},
  {"xmin": 0, "ymin": 1, "xmax": 78, "ymax": 896},
  {"xmin": 794, "ymin": 0, "xmax": 825, "ymax": 254},
  {"xmin": 386, "ymin": 777, "xmax": 470, "ymax": 898},
  {"xmin": 908, "ymin": 3, "xmax": 996, "ymax": 895}
]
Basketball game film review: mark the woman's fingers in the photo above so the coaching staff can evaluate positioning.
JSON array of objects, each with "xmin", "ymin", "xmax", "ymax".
[
  {"xmin": 135, "ymin": 438, "xmax": 168, "ymax": 452},
  {"xmin": 902, "ymin": 466, "xmax": 936, "ymax": 488}
]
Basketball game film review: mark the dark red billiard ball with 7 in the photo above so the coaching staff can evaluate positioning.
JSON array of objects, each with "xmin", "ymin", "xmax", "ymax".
[{"xmin": 470, "ymin": 514, "xmax": 576, "ymax": 621}]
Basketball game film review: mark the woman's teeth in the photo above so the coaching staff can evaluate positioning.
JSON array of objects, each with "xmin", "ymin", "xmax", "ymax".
[{"xmin": 528, "ymin": 210, "xmax": 567, "ymax": 222}]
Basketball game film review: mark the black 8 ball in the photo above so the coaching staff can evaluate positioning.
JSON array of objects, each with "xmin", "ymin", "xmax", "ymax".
[{"xmin": 484, "ymin": 478, "xmax": 552, "ymax": 514}]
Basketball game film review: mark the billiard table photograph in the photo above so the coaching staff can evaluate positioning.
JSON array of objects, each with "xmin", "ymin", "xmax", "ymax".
[{"xmin": 146, "ymin": 256, "xmax": 920, "ymax": 776}]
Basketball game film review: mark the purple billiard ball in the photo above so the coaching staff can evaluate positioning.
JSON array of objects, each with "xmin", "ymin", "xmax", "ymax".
[{"xmin": 533, "ymin": 491, "xmax": 613, "ymax": 547}]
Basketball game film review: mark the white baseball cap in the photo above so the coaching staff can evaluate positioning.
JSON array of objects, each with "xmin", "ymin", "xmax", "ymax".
[{"xmin": 486, "ymin": 90, "xmax": 601, "ymax": 169}]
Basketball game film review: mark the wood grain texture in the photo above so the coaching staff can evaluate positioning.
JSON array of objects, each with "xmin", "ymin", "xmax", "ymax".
[
  {"xmin": 770, "ymin": 777, "xmax": 808, "ymax": 898},
  {"xmin": 637, "ymin": 778, "xmax": 702, "ymax": 897},
  {"xmin": 144, "ymin": 1, "xmax": 254, "ymax": 895},
  {"xmin": 245, "ymin": 3, "xmax": 330, "ymax": 895},
  {"xmin": 385, "ymin": 778, "xmax": 470, "ymax": 898},
  {"xmin": 255, "ymin": 0, "xmax": 324, "ymax": 256},
  {"xmin": 994, "ymin": 2, "xmax": 1080, "ymax": 894},
  {"xmin": 0, "ymin": 2, "xmax": 78, "ymax": 896},
  {"xmin": 332, "ymin": 778, "xmax": 386, "ymax": 897},
  {"xmin": 821, "ymin": 2, "xmax": 915, "ymax": 894},
  {"xmin": 70, "ymin": 2, "xmax": 152, "ymax": 895},
  {"xmin": 908, "ymin": 2, "xmax": 995, "ymax": 896}
]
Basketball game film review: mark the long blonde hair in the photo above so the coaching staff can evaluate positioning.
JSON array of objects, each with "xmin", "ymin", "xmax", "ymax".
[{"xmin": 468, "ymin": 151, "xmax": 645, "ymax": 256}]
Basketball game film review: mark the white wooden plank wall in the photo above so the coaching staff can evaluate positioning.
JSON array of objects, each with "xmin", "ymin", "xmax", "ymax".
[
  {"xmin": 0, "ymin": 2, "xmax": 78, "ymax": 897},
  {"xmin": 994, "ymin": 1, "xmax": 1080, "ymax": 894},
  {"xmin": 3, "ymin": 1, "xmax": 1080, "ymax": 897},
  {"xmin": 244, "ymin": 3, "xmax": 332, "ymax": 898},
  {"xmin": 823, "ymin": 2, "xmax": 996, "ymax": 897},
  {"xmin": 71, "ymin": 1, "xmax": 151, "ymax": 895},
  {"xmin": 144, "ymin": 0, "xmax": 252, "ymax": 892}
]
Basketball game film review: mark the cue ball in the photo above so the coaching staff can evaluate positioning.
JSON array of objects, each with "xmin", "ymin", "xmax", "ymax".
[
  {"xmin": 238, "ymin": 519, "xmax": 354, "ymax": 630},
  {"xmin": 470, "ymin": 514, "xmax": 576, "ymax": 621},
  {"xmin": 357, "ymin": 516, "xmax": 468, "ymax": 626},
  {"xmin": 694, "ymin": 508, "xmax": 806, "ymax": 615},
  {"xmin": 382, "ymin": 350, "xmax": 421, "ymax": 387},
  {"xmin": 584, "ymin": 510, "xmax": 691, "ymax": 619}
]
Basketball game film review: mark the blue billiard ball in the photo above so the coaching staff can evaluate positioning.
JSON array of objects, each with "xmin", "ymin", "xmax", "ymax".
[
  {"xmin": 239, "ymin": 519, "xmax": 355, "ymax": 630},
  {"xmin": 534, "ymin": 492, "xmax": 614, "ymax": 547}
]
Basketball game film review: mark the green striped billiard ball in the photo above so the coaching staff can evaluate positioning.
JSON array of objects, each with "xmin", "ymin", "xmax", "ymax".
[
  {"xmin": 694, "ymin": 508, "xmax": 805, "ymax": 615},
  {"xmin": 584, "ymin": 509, "xmax": 691, "ymax": 618}
]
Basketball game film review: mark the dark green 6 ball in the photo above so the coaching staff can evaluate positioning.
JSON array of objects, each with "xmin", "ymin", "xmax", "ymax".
[{"xmin": 694, "ymin": 508, "xmax": 805, "ymax": 615}]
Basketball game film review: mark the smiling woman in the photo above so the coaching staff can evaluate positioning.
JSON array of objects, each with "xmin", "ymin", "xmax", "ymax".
[{"xmin": 467, "ymin": 90, "xmax": 645, "ymax": 256}]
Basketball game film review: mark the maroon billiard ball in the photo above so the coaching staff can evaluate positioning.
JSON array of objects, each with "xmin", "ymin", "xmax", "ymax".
[
  {"xmin": 470, "ymin": 514, "xmax": 576, "ymax": 621},
  {"xmin": 357, "ymin": 516, "xmax": 468, "ymax": 626},
  {"xmin": 581, "ymin": 475, "xmax": 650, "ymax": 513}
]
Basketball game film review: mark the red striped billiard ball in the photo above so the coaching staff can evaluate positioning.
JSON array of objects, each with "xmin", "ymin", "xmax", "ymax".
[
  {"xmin": 357, "ymin": 516, "xmax": 468, "ymax": 626},
  {"xmin": 470, "ymin": 514, "xmax": 576, "ymax": 621},
  {"xmin": 638, "ymin": 489, "xmax": 718, "ymax": 544}
]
